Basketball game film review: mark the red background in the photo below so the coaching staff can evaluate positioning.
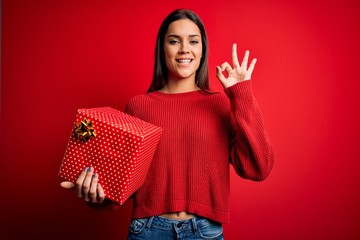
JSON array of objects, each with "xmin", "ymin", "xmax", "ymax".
[{"xmin": 1, "ymin": 0, "xmax": 360, "ymax": 239}]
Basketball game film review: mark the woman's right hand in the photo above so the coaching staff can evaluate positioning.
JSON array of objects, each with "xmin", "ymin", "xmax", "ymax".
[{"xmin": 60, "ymin": 167, "xmax": 105, "ymax": 203}]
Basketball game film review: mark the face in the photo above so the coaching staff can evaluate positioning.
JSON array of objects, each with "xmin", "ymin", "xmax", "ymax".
[{"xmin": 164, "ymin": 19, "xmax": 202, "ymax": 82}]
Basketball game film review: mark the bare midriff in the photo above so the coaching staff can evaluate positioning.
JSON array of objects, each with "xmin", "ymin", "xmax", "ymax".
[{"xmin": 159, "ymin": 211, "xmax": 196, "ymax": 220}]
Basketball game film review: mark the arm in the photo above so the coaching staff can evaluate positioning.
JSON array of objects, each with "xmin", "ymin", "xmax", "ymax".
[
  {"xmin": 225, "ymin": 81, "xmax": 274, "ymax": 181},
  {"xmin": 216, "ymin": 43, "xmax": 275, "ymax": 181}
]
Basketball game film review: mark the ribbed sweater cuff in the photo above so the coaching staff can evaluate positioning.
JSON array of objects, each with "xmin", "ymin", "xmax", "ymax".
[{"xmin": 223, "ymin": 80, "xmax": 254, "ymax": 101}]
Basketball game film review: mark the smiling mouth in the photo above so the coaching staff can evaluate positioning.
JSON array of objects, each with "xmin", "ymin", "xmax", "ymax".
[{"xmin": 176, "ymin": 59, "xmax": 193, "ymax": 63}]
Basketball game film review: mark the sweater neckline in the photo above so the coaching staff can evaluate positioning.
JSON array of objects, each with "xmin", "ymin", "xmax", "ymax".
[{"xmin": 148, "ymin": 90, "xmax": 207, "ymax": 101}]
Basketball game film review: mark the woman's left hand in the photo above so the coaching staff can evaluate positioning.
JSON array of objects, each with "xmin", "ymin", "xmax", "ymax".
[{"xmin": 216, "ymin": 43, "xmax": 257, "ymax": 88}]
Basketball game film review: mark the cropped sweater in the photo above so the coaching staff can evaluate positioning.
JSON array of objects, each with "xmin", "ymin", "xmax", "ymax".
[{"xmin": 124, "ymin": 80, "xmax": 274, "ymax": 223}]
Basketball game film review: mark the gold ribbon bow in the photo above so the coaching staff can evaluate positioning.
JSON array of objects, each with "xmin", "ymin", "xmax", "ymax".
[{"xmin": 74, "ymin": 119, "xmax": 96, "ymax": 142}]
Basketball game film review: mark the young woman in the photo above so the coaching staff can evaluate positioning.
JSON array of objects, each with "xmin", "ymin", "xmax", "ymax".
[{"xmin": 61, "ymin": 9, "xmax": 274, "ymax": 240}]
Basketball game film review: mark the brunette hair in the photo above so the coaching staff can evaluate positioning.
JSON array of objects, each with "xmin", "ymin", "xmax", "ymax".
[{"xmin": 147, "ymin": 9, "xmax": 209, "ymax": 93}]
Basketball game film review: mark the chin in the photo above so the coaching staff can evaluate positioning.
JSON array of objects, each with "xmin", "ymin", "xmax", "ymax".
[
  {"xmin": 174, "ymin": 74, "xmax": 195, "ymax": 80},
  {"xmin": 173, "ymin": 70, "xmax": 196, "ymax": 79}
]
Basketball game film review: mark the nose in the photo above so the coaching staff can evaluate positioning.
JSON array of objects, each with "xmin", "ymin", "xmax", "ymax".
[{"xmin": 179, "ymin": 42, "xmax": 190, "ymax": 54}]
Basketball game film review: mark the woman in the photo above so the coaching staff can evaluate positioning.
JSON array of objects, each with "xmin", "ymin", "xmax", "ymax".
[{"xmin": 61, "ymin": 9, "xmax": 274, "ymax": 239}]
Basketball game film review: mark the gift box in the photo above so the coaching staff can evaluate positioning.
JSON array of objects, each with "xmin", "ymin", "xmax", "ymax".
[{"xmin": 59, "ymin": 107, "xmax": 162, "ymax": 205}]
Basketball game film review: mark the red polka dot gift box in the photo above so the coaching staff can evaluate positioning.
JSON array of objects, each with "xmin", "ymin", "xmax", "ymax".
[{"xmin": 59, "ymin": 107, "xmax": 162, "ymax": 205}]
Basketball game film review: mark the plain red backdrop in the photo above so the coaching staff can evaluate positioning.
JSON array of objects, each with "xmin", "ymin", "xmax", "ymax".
[{"xmin": 1, "ymin": 0, "xmax": 359, "ymax": 239}]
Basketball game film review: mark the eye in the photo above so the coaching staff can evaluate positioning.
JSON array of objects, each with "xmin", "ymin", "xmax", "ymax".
[
  {"xmin": 169, "ymin": 40, "xmax": 179, "ymax": 45},
  {"xmin": 190, "ymin": 40, "xmax": 199, "ymax": 44}
]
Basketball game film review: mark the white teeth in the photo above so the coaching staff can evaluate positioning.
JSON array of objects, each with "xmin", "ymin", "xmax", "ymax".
[{"xmin": 177, "ymin": 59, "xmax": 191, "ymax": 63}]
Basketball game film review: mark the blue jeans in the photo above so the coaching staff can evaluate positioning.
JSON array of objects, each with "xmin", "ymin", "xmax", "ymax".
[{"xmin": 128, "ymin": 216, "xmax": 224, "ymax": 240}]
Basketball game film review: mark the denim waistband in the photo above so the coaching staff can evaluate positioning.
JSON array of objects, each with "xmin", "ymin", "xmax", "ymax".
[
  {"xmin": 144, "ymin": 216, "xmax": 200, "ymax": 234},
  {"xmin": 129, "ymin": 215, "xmax": 224, "ymax": 239}
]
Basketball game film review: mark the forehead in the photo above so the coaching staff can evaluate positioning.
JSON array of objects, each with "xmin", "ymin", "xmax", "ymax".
[{"xmin": 166, "ymin": 19, "xmax": 201, "ymax": 36}]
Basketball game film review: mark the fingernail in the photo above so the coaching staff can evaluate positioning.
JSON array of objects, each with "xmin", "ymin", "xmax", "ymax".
[
  {"xmin": 93, "ymin": 173, "xmax": 97, "ymax": 178},
  {"xmin": 87, "ymin": 167, "xmax": 92, "ymax": 172},
  {"xmin": 84, "ymin": 167, "xmax": 88, "ymax": 172}
]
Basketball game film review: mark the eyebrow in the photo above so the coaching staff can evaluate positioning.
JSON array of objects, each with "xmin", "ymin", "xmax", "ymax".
[{"xmin": 166, "ymin": 34, "xmax": 201, "ymax": 38}]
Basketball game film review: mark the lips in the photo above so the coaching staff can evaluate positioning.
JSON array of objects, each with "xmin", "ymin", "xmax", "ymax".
[{"xmin": 176, "ymin": 59, "xmax": 193, "ymax": 63}]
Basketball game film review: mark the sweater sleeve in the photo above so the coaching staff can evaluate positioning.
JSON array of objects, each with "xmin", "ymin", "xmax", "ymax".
[
  {"xmin": 123, "ymin": 98, "xmax": 136, "ymax": 200},
  {"xmin": 124, "ymin": 98, "xmax": 134, "ymax": 116},
  {"xmin": 224, "ymin": 81, "xmax": 275, "ymax": 181}
]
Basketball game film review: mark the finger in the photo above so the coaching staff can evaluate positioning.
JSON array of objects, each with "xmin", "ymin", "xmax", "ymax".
[
  {"xmin": 89, "ymin": 173, "xmax": 98, "ymax": 203},
  {"xmin": 60, "ymin": 181, "xmax": 75, "ymax": 189},
  {"xmin": 219, "ymin": 62, "xmax": 231, "ymax": 71},
  {"xmin": 241, "ymin": 50, "xmax": 250, "ymax": 69},
  {"xmin": 219, "ymin": 62, "xmax": 233, "ymax": 76},
  {"xmin": 82, "ymin": 166, "xmax": 94, "ymax": 202},
  {"xmin": 246, "ymin": 58, "xmax": 257, "ymax": 80},
  {"xmin": 232, "ymin": 43, "xmax": 240, "ymax": 68},
  {"xmin": 75, "ymin": 167, "xmax": 88, "ymax": 198},
  {"xmin": 216, "ymin": 66, "xmax": 227, "ymax": 84},
  {"xmin": 97, "ymin": 183, "xmax": 105, "ymax": 203}
]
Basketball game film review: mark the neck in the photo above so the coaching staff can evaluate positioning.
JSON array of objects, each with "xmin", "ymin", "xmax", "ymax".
[{"xmin": 162, "ymin": 75, "xmax": 198, "ymax": 94}]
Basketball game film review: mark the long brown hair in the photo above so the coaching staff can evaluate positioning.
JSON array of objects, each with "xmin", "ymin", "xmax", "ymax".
[{"xmin": 147, "ymin": 9, "xmax": 209, "ymax": 93}]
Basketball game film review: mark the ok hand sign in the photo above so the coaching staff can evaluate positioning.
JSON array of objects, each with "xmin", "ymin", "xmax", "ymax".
[{"xmin": 216, "ymin": 43, "xmax": 257, "ymax": 89}]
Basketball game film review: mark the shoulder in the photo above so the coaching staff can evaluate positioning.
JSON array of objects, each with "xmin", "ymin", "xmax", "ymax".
[
  {"xmin": 206, "ymin": 90, "xmax": 228, "ymax": 99},
  {"xmin": 125, "ymin": 93, "xmax": 146, "ymax": 115},
  {"xmin": 125, "ymin": 92, "xmax": 160, "ymax": 115},
  {"xmin": 203, "ymin": 90, "xmax": 230, "ymax": 105},
  {"xmin": 126, "ymin": 93, "xmax": 146, "ymax": 105},
  {"xmin": 127, "ymin": 91, "xmax": 160, "ymax": 104}
]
